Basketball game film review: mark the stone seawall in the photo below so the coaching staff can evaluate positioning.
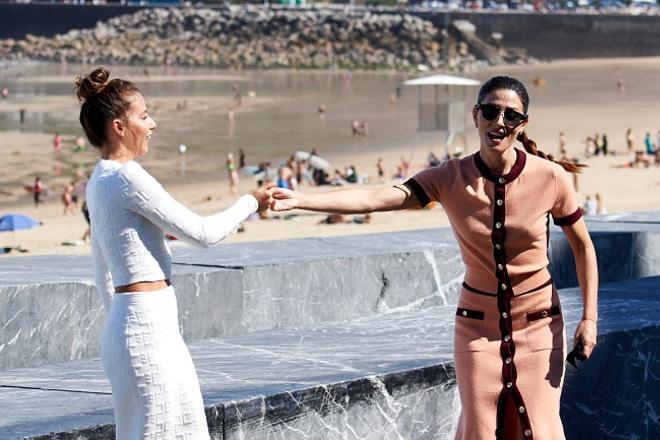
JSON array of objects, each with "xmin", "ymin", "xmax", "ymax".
[
  {"xmin": 411, "ymin": 11, "xmax": 660, "ymax": 59},
  {"xmin": 1, "ymin": 5, "xmax": 660, "ymax": 62}
]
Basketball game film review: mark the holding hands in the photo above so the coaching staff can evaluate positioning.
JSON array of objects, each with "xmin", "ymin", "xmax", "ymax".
[
  {"xmin": 251, "ymin": 184, "xmax": 301, "ymax": 213},
  {"xmin": 252, "ymin": 183, "xmax": 277, "ymax": 212},
  {"xmin": 270, "ymin": 187, "xmax": 299, "ymax": 211}
]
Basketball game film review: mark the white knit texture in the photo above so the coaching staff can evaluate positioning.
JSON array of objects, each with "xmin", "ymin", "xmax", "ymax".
[
  {"xmin": 86, "ymin": 159, "xmax": 258, "ymax": 312},
  {"xmin": 102, "ymin": 288, "xmax": 210, "ymax": 440}
]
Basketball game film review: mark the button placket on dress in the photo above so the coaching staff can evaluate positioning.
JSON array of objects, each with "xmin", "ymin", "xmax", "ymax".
[{"xmin": 476, "ymin": 150, "xmax": 535, "ymax": 440}]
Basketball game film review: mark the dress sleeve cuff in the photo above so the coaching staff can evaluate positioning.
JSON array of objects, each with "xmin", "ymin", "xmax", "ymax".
[
  {"xmin": 403, "ymin": 178, "xmax": 431, "ymax": 207},
  {"xmin": 239, "ymin": 194, "xmax": 259, "ymax": 214},
  {"xmin": 553, "ymin": 208, "xmax": 582, "ymax": 226}
]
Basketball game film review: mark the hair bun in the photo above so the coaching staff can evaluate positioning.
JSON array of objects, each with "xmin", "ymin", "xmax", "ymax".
[{"xmin": 74, "ymin": 67, "xmax": 111, "ymax": 103}]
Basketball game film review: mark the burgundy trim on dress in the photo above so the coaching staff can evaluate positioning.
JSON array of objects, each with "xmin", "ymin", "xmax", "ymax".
[
  {"xmin": 474, "ymin": 148, "xmax": 527, "ymax": 184},
  {"xmin": 519, "ymin": 278, "xmax": 554, "ymax": 296},
  {"xmin": 526, "ymin": 305, "xmax": 561, "ymax": 322},
  {"xmin": 462, "ymin": 278, "xmax": 553, "ymax": 297},
  {"xmin": 403, "ymin": 178, "xmax": 430, "ymax": 207},
  {"xmin": 461, "ymin": 281, "xmax": 497, "ymax": 297},
  {"xmin": 456, "ymin": 307, "xmax": 485, "ymax": 320},
  {"xmin": 489, "ymin": 170, "xmax": 534, "ymax": 440},
  {"xmin": 553, "ymin": 208, "xmax": 583, "ymax": 226}
]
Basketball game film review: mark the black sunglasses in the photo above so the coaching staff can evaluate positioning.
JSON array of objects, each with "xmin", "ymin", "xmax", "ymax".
[
  {"xmin": 565, "ymin": 338, "xmax": 587, "ymax": 373},
  {"xmin": 475, "ymin": 103, "xmax": 528, "ymax": 127}
]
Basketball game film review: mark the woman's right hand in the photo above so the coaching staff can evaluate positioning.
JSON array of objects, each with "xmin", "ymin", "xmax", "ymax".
[
  {"xmin": 270, "ymin": 187, "xmax": 299, "ymax": 211},
  {"xmin": 252, "ymin": 183, "xmax": 275, "ymax": 212}
]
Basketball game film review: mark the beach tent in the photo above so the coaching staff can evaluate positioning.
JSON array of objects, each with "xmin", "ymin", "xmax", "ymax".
[{"xmin": 404, "ymin": 74, "xmax": 480, "ymax": 159}]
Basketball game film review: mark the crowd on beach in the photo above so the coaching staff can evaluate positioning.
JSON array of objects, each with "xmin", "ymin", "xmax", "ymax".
[
  {"xmin": 2, "ymin": 68, "xmax": 659, "ymax": 255},
  {"xmin": 557, "ymin": 126, "xmax": 660, "ymax": 217}
]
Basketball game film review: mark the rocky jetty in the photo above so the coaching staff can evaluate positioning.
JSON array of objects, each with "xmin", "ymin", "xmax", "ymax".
[{"xmin": 0, "ymin": 7, "xmax": 527, "ymax": 71}]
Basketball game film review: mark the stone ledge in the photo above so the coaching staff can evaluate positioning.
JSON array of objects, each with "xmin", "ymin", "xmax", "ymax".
[
  {"xmin": 2, "ymin": 220, "xmax": 660, "ymax": 371},
  {"xmin": 1, "ymin": 277, "xmax": 658, "ymax": 439}
]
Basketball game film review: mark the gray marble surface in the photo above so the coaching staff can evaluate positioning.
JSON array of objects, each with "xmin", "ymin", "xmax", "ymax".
[
  {"xmin": 1, "ymin": 277, "xmax": 658, "ymax": 439},
  {"xmin": 3, "ymin": 221, "xmax": 660, "ymax": 372},
  {"xmin": 0, "ymin": 264, "xmax": 245, "ymax": 371},
  {"xmin": 585, "ymin": 210, "xmax": 660, "ymax": 224}
]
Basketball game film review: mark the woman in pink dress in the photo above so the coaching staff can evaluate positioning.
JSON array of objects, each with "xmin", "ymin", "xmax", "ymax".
[{"xmin": 270, "ymin": 76, "xmax": 598, "ymax": 440}]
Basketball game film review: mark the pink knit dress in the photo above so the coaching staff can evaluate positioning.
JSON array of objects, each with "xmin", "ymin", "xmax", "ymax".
[{"xmin": 406, "ymin": 149, "xmax": 582, "ymax": 440}]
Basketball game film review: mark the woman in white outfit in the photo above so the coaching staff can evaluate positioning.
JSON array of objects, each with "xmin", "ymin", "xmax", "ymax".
[{"xmin": 76, "ymin": 68, "xmax": 272, "ymax": 439}]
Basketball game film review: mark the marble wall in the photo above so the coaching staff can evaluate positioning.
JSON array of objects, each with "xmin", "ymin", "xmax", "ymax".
[
  {"xmin": 2, "ymin": 221, "xmax": 660, "ymax": 371},
  {"xmin": 0, "ymin": 252, "xmax": 658, "ymax": 439},
  {"xmin": 221, "ymin": 366, "xmax": 458, "ymax": 440}
]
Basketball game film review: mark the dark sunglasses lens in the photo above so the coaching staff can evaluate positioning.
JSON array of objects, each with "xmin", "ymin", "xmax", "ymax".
[
  {"xmin": 504, "ymin": 110, "xmax": 526, "ymax": 126},
  {"xmin": 479, "ymin": 104, "xmax": 500, "ymax": 121}
]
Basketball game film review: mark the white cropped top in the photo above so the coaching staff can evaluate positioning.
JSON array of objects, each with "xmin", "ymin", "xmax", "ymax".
[{"xmin": 86, "ymin": 160, "xmax": 258, "ymax": 312}]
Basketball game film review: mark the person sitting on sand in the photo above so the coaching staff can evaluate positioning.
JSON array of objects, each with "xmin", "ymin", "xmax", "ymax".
[
  {"xmin": 581, "ymin": 195, "xmax": 597, "ymax": 216},
  {"xmin": 345, "ymin": 165, "xmax": 359, "ymax": 184},
  {"xmin": 644, "ymin": 132, "xmax": 655, "ymax": 156}
]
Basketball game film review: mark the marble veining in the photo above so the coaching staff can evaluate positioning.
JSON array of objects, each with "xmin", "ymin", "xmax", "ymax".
[{"xmin": 1, "ymin": 277, "xmax": 659, "ymax": 439}]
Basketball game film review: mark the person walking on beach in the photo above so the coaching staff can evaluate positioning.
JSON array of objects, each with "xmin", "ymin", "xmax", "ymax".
[
  {"xmin": 52, "ymin": 133, "xmax": 62, "ymax": 156},
  {"xmin": 33, "ymin": 176, "xmax": 44, "ymax": 208},
  {"xmin": 61, "ymin": 183, "xmax": 75, "ymax": 215},
  {"xmin": 625, "ymin": 128, "xmax": 635, "ymax": 154},
  {"xmin": 558, "ymin": 131, "xmax": 567, "ymax": 157},
  {"xmin": 376, "ymin": 158, "xmax": 385, "ymax": 181},
  {"xmin": 76, "ymin": 67, "xmax": 273, "ymax": 439},
  {"xmin": 226, "ymin": 152, "xmax": 240, "ymax": 195},
  {"xmin": 270, "ymin": 76, "xmax": 599, "ymax": 440}
]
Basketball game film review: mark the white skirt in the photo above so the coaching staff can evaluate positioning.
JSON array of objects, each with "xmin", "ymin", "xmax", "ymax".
[{"xmin": 102, "ymin": 287, "xmax": 210, "ymax": 440}]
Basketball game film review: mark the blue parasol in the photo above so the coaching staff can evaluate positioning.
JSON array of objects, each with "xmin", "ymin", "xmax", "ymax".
[{"xmin": 0, "ymin": 213, "xmax": 40, "ymax": 232}]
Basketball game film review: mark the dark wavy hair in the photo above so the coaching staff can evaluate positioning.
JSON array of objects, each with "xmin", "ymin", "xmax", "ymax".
[
  {"xmin": 74, "ymin": 67, "xmax": 140, "ymax": 148},
  {"xmin": 478, "ymin": 76, "xmax": 586, "ymax": 174}
]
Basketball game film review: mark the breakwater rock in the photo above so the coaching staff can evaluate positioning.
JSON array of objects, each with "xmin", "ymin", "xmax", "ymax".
[{"xmin": 0, "ymin": 7, "xmax": 527, "ymax": 71}]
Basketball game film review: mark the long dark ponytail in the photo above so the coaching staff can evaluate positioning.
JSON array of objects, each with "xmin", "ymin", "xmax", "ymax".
[{"xmin": 478, "ymin": 76, "xmax": 586, "ymax": 174}]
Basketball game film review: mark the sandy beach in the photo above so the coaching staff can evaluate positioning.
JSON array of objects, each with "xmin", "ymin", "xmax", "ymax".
[{"xmin": 1, "ymin": 57, "xmax": 659, "ymax": 256}]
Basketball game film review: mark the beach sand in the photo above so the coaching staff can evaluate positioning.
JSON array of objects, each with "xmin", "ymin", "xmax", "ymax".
[{"xmin": 1, "ymin": 57, "xmax": 659, "ymax": 256}]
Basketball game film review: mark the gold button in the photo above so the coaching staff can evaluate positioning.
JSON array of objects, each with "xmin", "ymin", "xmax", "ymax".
[
  {"xmin": 496, "ymin": 199, "xmax": 503, "ymax": 206},
  {"xmin": 506, "ymin": 381, "xmax": 513, "ymax": 388},
  {"xmin": 502, "ymin": 312, "xmax": 508, "ymax": 318},
  {"xmin": 505, "ymin": 357, "xmax": 512, "ymax": 364},
  {"xmin": 541, "ymin": 310, "xmax": 549, "ymax": 318},
  {"xmin": 504, "ymin": 335, "xmax": 511, "ymax": 342},
  {"xmin": 498, "ymin": 177, "xmax": 506, "ymax": 184},
  {"xmin": 501, "ymin": 283, "xmax": 507, "ymax": 290},
  {"xmin": 524, "ymin": 429, "xmax": 532, "ymax": 437},
  {"xmin": 495, "ymin": 222, "xmax": 502, "ymax": 229},
  {"xmin": 519, "ymin": 406, "xmax": 525, "ymax": 413},
  {"xmin": 462, "ymin": 310, "xmax": 468, "ymax": 317}
]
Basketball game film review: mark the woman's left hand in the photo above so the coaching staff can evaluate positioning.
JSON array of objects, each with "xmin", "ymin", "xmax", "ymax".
[{"xmin": 573, "ymin": 318, "xmax": 598, "ymax": 359}]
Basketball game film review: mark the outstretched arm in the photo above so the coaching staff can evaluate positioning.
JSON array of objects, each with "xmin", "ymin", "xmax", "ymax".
[
  {"xmin": 562, "ymin": 218, "xmax": 598, "ymax": 358},
  {"xmin": 271, "ymin": 184, "xmax": 420, "ymax": 214},
  {"xmin": 120, "ymin": 164, "xmax": 272, "ymax": 247}
]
